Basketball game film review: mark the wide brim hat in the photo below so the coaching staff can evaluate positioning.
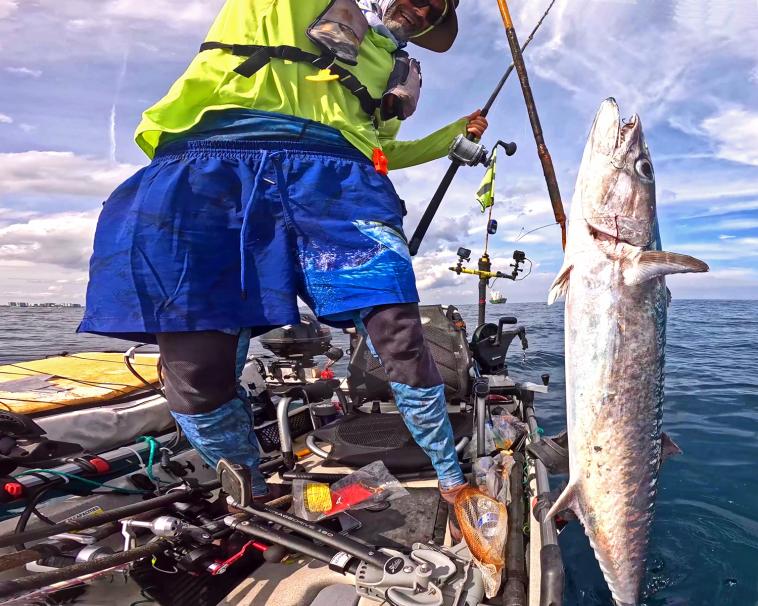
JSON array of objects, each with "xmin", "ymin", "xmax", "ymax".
[{"xmin": 410, "ymin": 0, "xmax": 459, "ymax": 52}]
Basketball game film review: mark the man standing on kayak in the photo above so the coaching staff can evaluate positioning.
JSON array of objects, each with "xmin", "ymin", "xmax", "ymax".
[{"xmin": 79, "ymin": 0, "xmax": 487, "ymax": 510}]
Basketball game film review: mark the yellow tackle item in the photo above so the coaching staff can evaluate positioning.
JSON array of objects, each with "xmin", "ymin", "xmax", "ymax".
[
  {"xmin": 0, "ymin": 353, "xmax": 160, "ymax": 416},
  {"xmin": 303, "ymin": 482, "xmax": 333, "ymax": 513},
  {"xmin": 305, "ymin": 69, "xmax": 340, "ymax": 82}
]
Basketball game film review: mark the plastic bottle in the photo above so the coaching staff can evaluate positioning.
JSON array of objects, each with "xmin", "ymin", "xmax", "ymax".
[
  {"xmin": 454, "ymin": 486, "xmax": 508, "ymax": 566},
  {"xmin": 473, "ymin": 456, "xmax": 495, "ymax": 492}
]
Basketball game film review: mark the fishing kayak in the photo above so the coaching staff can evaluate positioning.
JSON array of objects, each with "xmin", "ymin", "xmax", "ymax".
[{"xmin": 0, "ymin": 306, "xmax": 563, "ymax": 606}]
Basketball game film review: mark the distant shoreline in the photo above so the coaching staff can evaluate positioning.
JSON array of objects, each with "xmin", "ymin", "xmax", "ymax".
[{"xmin": 2, "ymin": 304, "xmax": 83, "ymax": 308}]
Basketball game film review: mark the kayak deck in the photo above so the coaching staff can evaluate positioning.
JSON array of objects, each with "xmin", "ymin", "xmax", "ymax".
[{"xmin": 0, "ymin": 352, "xmax": 160, "ymax": 415}]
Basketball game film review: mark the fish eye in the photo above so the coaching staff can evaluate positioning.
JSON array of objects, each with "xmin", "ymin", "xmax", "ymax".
[{"xmin": 635, "ymin": 158, "xmax": 654, "ymax": 181}]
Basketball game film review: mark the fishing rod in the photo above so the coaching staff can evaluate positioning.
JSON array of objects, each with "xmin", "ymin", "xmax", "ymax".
[
  {"xmin": 0, "ymin": 540, "xmax": 172, "ymax": 602},
  {"xmin": 495, "ymin": 0, "xmax": 567, "ymax": 249},
  {"xmin": 0, "ymin": 480, "xmax": 220, "ymax": 550},
  {"xmin": 408, "ymin": 0, "xmax": 558, "ymax": 256}
]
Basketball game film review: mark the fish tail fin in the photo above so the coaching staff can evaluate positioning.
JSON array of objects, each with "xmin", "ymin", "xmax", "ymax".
[{"xmin": 546, "ymin": 480, "xmax": 580, "ymax": 520}]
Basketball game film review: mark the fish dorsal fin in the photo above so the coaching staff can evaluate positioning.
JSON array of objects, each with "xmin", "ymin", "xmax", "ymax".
[
  {"xmin": 546, "ymin": 480, "xmax": 581, "ymax": 521},
  {"xmin": 624, "ymin": 251, "xmax": 709, "ymax": 286},
  {"xmin": 547, "ymin": 263, "xmax": 573, "ymax": 305}
]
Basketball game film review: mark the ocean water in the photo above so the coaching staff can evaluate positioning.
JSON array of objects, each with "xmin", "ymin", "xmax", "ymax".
[{"xmin": 0, "ymin": 300, "xmax": 756, "ymax": 606}]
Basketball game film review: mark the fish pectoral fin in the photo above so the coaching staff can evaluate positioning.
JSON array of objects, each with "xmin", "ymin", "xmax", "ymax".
[
  {"xmin": 623, "ymin": 251, "xmax": 709, "ymax": 285},
  {"xmin": 547, "ymin": 263, "xmax": 573, "ymax": 305},
  {"xmin": 546, "ymin": 481, "xmax": 580, "ymax": 520},
  {"xmin": 661, "ymin": 431, "xmax": 683, "ymax": 461}
]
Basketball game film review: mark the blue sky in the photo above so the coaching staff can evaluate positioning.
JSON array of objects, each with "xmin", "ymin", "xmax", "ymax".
[{"xmin": 0, "ymin": 0, "xmax": 756, "ymax": 304}]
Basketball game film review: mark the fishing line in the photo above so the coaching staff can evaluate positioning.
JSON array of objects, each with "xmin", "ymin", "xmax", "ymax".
[
  {"xmin": 123, "ymin": 446, "xmax": 148, "ymax": 477},
  {"xmin": 515, "ymin": 222, "xmax": 559, "ymax": 242}
]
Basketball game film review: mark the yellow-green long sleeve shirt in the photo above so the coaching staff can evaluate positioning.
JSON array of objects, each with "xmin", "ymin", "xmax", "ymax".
[{"xmin": 135, "ymin": 0, "xmax": 465, "ymax": 170}]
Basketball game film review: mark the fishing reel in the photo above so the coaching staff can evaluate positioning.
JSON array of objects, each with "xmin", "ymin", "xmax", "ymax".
[{"xmin": 448, "ymin": 136, "xmax": 517, "ymax": 167}]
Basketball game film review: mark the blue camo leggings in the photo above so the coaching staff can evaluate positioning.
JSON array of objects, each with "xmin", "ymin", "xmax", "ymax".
[{"xmin": 159, "ymin": 304, "xmax": 465, "ymax": 495}]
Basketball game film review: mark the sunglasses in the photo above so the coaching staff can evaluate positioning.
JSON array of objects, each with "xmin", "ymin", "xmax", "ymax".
[{"xmin": 408, "ymin": 0, "xmax": 448, "ymax": 26}]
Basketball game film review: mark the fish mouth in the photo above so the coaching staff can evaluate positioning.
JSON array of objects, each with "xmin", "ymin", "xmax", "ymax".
[
  {"xmin": 587, "ymin": 97, "xmax": 621, "ymax": 156},
  {"xmin": 582, "ymin": 98, "xmax": 654, "ymax": 247},
  {"xmin": 588, "ymin": 98, "xmax": 644, "ymax": 157},
  {"xmin": 619, "ymin": 114, "xmax": 642, "ymax": 148}
]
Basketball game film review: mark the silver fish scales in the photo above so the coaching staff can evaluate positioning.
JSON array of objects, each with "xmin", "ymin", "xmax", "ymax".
[{"xmin": 547, "ymin": 98, "xmax": 708, "ymax": 605}]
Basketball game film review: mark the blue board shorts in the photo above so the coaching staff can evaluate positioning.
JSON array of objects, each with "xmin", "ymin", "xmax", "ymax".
[{"xmin": 79, "ymin": 132, "xmax": 419, "ymax": 342}]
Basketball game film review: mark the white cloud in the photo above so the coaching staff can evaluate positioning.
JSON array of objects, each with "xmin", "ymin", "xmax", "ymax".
[
  {"xmin": 103, "ymin": 0, "xmax": 222, "ymax": 25},
  {"xmin": 26, "ymin": 0, "xmax": 223, "ymax": 28},
  {"xmin": 0, "ymin": 0, "xmax": 17, "ymax": 19},
  {"xmin": 0, "ymin": 114, "xmax": 12, "ymax": 124},
  {"xmin": 0, "ymin": 0, "xmax": 754, "ymax": 302},
  {"xmin": 0, "ymin": 210, "xmax": 98, "ymax": 270},
  {"xmin": 0, "ymin": 151, "xmax": 141, "ymax": 198},
  {"xmin": 413, "ymin": 248, "xmax": 469, "ymax": 293},
  {"xmin": 65, "ymin": 19, "xmax": 96, "ymax": 32},
  {"xmin": 0, "ymin": 265, "xmax": 88, "ymax": 304},
  {"xmin": 505, "ymin": 0, "xmax": 758, "ymax": 128},
  {"xmin": 0, "ymin": 207, "xmax": 38, "ymax": 228},
  {"xmin": 701, "ymin": 107, "xmax": 758, "ymax": 167},
  {"xmin": 4, "ymin": 66, "xmax": 41, "ymax": 78},
  {"xmin": 668, "ymin": 267, "xmax": 758, "ymax": 300},
  {"xmin": 689, "ymin": 218, "xmax": 758, "ymax": 233},
  {"xmin": 0, "ymin": 0, "xmax": 224, "ymax": 69},
  {"xmin": 668, "ymin": 237, "xmax": 758, "ymax": 262},
  {"xmin": 696, "ymin": 198, "xmax": 758, "ymax": 217},
  {"xmin": 656, "ymin": 172, "xmax": 758, "ymax": 210},
  {"xmin": 412, "ymin": 246, "xmax": 556, "ymax": 303}
]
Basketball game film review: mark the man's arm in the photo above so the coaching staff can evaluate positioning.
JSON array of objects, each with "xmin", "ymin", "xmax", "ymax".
[{"xmin": 379, "ymin": 110, "xmax": 489, "ymax": 171}]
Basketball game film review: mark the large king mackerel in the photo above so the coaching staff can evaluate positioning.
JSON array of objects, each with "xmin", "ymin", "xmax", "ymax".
[{"xmin": 546, "ymin": 98, "xmax": 708, "ymax": 605}]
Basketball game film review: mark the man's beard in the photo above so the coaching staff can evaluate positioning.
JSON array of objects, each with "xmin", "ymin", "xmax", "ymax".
[{"xmin": 382, "ymin": 5, "xmax": 417, "ymax": 41}]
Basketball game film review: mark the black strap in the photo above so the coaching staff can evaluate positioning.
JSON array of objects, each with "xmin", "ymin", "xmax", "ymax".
[{"xmin": 199, "ymin": 42, "xmax": 380, "ymax": 116}]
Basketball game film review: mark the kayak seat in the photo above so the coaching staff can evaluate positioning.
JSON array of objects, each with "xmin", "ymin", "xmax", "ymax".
[
  {"xmin": 306, "ymin": 306, "xmax": 472, "ymax": 472},
  {"xmin": 346, "ymin": 304, "xmax": 472, "ymax": 405}
]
